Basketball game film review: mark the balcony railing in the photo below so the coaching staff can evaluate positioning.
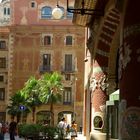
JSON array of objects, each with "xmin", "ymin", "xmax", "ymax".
[
  {"xmin": 61, "ymin": 65, "xmax": 76, "ymax": 73},
  {"xmin": 39, "ymin": 65, "xmax": 52, "ymax": 73}
]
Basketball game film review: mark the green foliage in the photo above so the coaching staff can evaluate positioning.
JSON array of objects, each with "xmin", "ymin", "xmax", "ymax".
[
  {"xmin": 39, "ymin": 72, "xmax": 63, "ymax": 104},
  {"xmin": 7, "ymin": 91, "xmax": 30, "ymax": 122},
  {"xmin": 18, "ymin": 124, "xmax": 62, "ymax": 140},
  {"xmin": 18, "ymin": 124, "xmax": 42, "ymax": 137},
  {"xmin": 7, "ymin": 72, "xmax": 64, "ymax": 124}
]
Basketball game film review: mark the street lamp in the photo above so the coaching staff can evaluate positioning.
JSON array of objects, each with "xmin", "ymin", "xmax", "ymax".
[{"xmin": 52, "ymin": 0, "xmax": 64, "ymax": 19}]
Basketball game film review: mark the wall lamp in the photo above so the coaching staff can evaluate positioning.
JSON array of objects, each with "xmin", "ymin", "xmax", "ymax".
[
  {"xmin": 67, "ymin": 0, "xmax": 105, "ymax": 16},
  {"xmin": 52, "ymin": 0, "xmax": 64, "ymax": 19}
]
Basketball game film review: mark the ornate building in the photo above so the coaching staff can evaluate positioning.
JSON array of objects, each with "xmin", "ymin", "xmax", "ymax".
[
  {"xmin": 73, "ymin": 0, "xmax": 140, "ymax": 140},
  {"xmin": 0, "ymin": 0, "xmax": 85, "ymax": 128}
]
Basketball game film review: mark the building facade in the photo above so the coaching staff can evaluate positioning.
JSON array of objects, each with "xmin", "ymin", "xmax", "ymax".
[
  {"xmin": 73, "ymin": 0, "xmax": 140, "ymax": 140},
  {"xmin": 0, "ymin": 0, "xmax": 85, "ymax": 128}
]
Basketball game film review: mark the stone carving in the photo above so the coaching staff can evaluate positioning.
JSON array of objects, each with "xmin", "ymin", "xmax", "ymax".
[
  {"xmin": 118, "ymin": 42, "xmax": 132, "ymax": 79},
  {"xmin": 90, "ymin": 77, "xmax": 97, "ymax": 92},
  {"xmin": 98, "ymin": 75, "xmax": 109, "ymax": 91},
  {"xmin": 90, "ymin": 75, "xmax": 109, "ymax": 92},
  {"xmin": 20, "ymin": 7, "xmax": 28, "ymax": 25},
  {"xmin": 120, "ymin": 107, "xmax": 140, "ymax": 140},
  {"xmin": 136, "ymin": 48, "xmax": 140, "ymax": 62},
  {"xmin": 124, "ymin": 24, "xmax": 140, "ymax": 38}
]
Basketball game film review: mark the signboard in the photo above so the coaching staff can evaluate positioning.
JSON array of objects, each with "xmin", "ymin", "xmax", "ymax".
[{"xmin": 19, "ymin": 105, "xmax": 25, "ymax": 110}]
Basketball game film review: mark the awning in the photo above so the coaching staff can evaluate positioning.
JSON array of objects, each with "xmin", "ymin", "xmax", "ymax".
[{"xmin": 109, "ymin": 89, "xmax": 119, "ymax": 101}]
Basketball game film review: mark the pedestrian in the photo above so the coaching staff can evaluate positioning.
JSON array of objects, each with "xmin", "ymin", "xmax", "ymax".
[
  {"xmin": 57, "ymin": 117, "xmax": 67, "ymax": 139},
  {"xmin": 70, "ymin": 121, "xmax": 77, "ymax": 140},
  {"xmin": 0, "ymin": 122, "xmax": 4, "ymax": 140},
  {"xmin": 9, "ymin": 118, "xmax": 17, "ymax": 140}
]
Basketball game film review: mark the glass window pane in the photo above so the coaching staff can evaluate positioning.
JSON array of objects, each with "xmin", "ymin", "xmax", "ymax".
[
  {"xmin": 66, "ymin": 36, "xmax": 72, "ymax": 45},
  {"xmin": 41, "ymin": 7, "xmax": 52, "ymax": 19}
]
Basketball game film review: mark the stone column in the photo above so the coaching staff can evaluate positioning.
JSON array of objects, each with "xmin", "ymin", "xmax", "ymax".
[
  {"xmin": 90, "ymin": 61, "xmax": 108, "ymax": 140},
  {"xmin": 119, "ymin": 0, "xmax": 140, "ymax": 139}
]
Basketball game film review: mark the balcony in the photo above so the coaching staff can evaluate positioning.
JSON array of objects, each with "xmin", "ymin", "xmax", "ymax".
[
  {"xmin": 61, "ymin": 65, "xmax": 76, "ymax": 74},
  {"xmin": 39, "ymin": 65, "xmax": 52, "ymax": 74}
]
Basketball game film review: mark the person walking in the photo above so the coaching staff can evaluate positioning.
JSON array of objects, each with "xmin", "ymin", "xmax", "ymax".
[
  {"xmin": 0, "ymin": 122, "xmax": 4, "ymax": 140},
  {"xmin": 70, "ymin": 121, "xmax": 77, "ymax": 140},
  {"xmin": 58, "ymin": 117, "xmax": 67, "ymax": 139},
  {"xmin": 9, "ymin": 118, "xmax": 17, "ymax": 140}
]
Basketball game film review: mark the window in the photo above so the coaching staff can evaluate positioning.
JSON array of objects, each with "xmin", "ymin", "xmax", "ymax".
[
  {"xmin": 0, "ymin": 75, "xmax": 4, "ymax": 82},
  {"xmin": 0, "ymin": 88, "xmax": 5, "ymax": 100},
  {"xmin": 43, "ymin": 35, "xmax": 52, "ymax": 45},
  {"xmin": 4, "ymin": 8, "xmax": 6, "ymax": 15},
  {"xmin": 66, "ymin": 7, "xmax": 73, "ymax": 19},
  {"xmin": 43, "ymin": 54, "xmax": 51, "ymax": 71},
  {"xmin": 0, "ymin": 58, "xmax": 6, "ymax": 68},
  {"xmin": 63, "ymin": 87, "xmax": 72, "ymax": 104},
  {"xmin": 0, "ymin": 41, "xmax": 6, "ymax": 49},
  {"xmin": 65, "ymin": 74, "xmax": 71, "ymax": 81},
  {"xmin": 66, "ymin": 35, "xmax": 73, "ymax": 45},
  {"xmin": 65, "ymin": 54, "xmax": 72, "ymax": 71},
  {"xmin": 3, "ymin": 7, "xmax": 10, "ymax": 15},
  {"xmin": 31, "ymin": 2, "xmax": 35, "ymax": 8},
  {"xmin": 0, "ymin": 112, "xmax": 6, "ymax": 122},
  {"xmin": 41, "ymin": 6, "xmax": 52, "ymax": 19},
  {"xmin": 7, "ymin": 8, "xmax": 10, "ymax": 15}
]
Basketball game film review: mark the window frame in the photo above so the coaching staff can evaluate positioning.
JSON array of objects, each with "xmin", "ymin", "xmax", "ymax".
[
  {"xmin": 42, "ymin": 54, "xmax": 51, "ymax": 71},
  {"xmin": 41, "ymin": 34, "xmax": 53, "ymax": 46},
  {"xmin": 63, "ymin": 87, "xmax": 72, "ymax": 105},
  {"xmin": 0, "ymin": 75, "xmax": 4, "ymax": 82},
  {"xmin": 0, "ymin": 88, "xmax": 5, "ymax": 101},
  {"xmin": 65, "ymin": 35, "xmax": 73, "ymax": 46},
  {"xmin": 0, "ymin": 40, "xmax": 6, "ymax": 49},
  {"xmin": 65, "ymin": 54, "xmax": 73, "ymax": 71},
  {"xmin": 0, "ymin": 57, "xmax": 6, "ymax": 68},
  {"xmin": 41, "ymin": 6, "xmax": 52, "ymax": 19}
]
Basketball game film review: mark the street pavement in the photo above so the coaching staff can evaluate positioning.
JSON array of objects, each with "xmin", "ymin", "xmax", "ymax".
[
  {"xmin": 4, "ymin": 132, "xmax": 24, "ymax": 140},
  {"xmin": 4, "ymin": 132, "xmax": 86, "ymax": 140}
]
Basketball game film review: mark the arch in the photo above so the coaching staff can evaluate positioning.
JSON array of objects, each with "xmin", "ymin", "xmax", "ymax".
[
  {"xmin": 94, "ymin": 8, "xmax": 120, "ymax": 75},
  {"xmin": 36, "ymin": 110, "xmax": 53, "ymax": 124},
  {"xmin": 58, "ymin": 111, "xmax": 75, "ymax": 123}
]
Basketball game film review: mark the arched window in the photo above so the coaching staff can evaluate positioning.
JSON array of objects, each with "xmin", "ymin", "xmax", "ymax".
[
  {"xmin": 36, "ymin": 111, "xmax": 52, "ymax": 124},
  {"xmin": 41, "ymin": 6, "xmax": 52, "ymax": 19},
  {"xmin": 66, "ymin": 7, "xmax": 73, "ymax": 19}
]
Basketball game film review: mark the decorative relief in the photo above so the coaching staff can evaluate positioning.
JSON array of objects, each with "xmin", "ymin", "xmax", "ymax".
[
  {"xmin": 20, "ymin": 7, "xmax": 28, "ymax": 25},
  {"xmin": 118, "ymin": 42, "xmax": 132, "ymax": 79},
  {"xmin": 22, "ymin": 57, "xmax": 29, "ymax": 71},
  {"xmin": 90, "ymin": 74, "xmax": 109, "ymax": 92},
  {"xmin": 124, "ymin": 24, "xmax": 140, "ymax": 38},
  {"xmin": 136, "ymin": 48, "xmax": 140, "ymax": 62},
  {"xmin": 120, "ymin": 107, "xmax": 140, "ymax": 140},
  {"xmin": 93, "ymin": 112, "xmax": 104, "ymax": 130}
]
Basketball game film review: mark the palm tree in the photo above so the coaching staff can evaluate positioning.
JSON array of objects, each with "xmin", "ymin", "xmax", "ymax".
[
  {"xmin": 21, "ymin": 76, "xmax": 42, "ymax": 123},
  {"xmin": 39, "ymin": 72, "xmax": 64, "ymax": 126},
  {"xmin": 7, "ymin": 91, "xmax": 29, "ymax": 123}
]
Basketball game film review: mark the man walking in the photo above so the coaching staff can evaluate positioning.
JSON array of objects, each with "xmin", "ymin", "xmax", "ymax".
[{"xmin": 9, "ymin": 118, "xmax": 17, "ymax": 140}]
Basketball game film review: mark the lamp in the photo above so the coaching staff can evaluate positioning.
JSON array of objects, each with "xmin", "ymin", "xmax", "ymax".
[
  {"xmin": 52, "ymin": 0, "xmax": 64, "ymax": 19},
  {"xmin": 67, "ymin": 0, "xmax": 104, "ymax": 16}
]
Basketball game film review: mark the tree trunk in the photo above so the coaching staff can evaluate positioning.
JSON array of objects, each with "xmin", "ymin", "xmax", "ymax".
[
  {"xmin": 50, "ymin": 102, "xmax": 54, "ymax": 126},
  {"xmin": 32, "ymin": 106, "xmax": 36, "ymax": 123}
]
